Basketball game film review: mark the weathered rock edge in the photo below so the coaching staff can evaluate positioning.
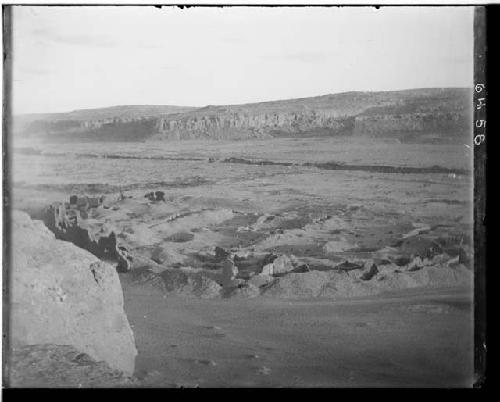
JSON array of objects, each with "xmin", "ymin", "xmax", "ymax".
[
  {"xmin": 8, "ymin": 344, "xmax": 137, "ymax": 388},
  {"xmin": 9, "ymin": 211, "xmax": 137, "ymax": 375}
]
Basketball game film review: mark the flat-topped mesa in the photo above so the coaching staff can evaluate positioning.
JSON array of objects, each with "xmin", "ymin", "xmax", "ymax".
[
  {"xmin": 22, "ymin": 116, "xmax": 159, "ymax": 141},
  {"xmin": 15, "ymin": 88, "xmax": 472, "ymax": 141},
  {"xmin": 43, "ymin": 195, "xmax": 132, "ymax": 272}
]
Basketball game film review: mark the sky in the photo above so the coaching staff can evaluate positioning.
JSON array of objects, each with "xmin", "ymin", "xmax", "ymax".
[{"xmin": 10, "ymin": 6, "xmax": 474, "ymax": 115}]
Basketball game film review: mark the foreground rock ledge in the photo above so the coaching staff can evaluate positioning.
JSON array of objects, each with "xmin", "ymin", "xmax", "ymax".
[
  {"xmin": 9, "ymin": 211, "xmax": 137, "ymax": 376},
  {"xmin": 9, "ymin": 344, "xmax": 136, "ymax": 388}
]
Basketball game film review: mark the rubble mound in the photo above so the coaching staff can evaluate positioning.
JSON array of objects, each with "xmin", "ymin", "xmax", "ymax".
[
  {"xmin": 36, "ymin": 192, "xmax": 473, "ymax": 301},
  {"xmin": 10, "ymin": 210, "xmax": 137, "ymax": 375},
  {"xmin": 127, "ymin": 267, "xmax": 223, "ymax": 299},
  {"xmin": 160, "ymin": 269, "xmax": 223, "ymax": 299},
  {"xmin": 262, "ymin": 261, "xmax": 471, "ymax": 299},
  {"xmin": 124, "ymin": 237, "xmax": 472, "ymax": 300}
]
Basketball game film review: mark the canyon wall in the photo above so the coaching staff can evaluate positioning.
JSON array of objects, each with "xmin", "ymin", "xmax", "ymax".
[
  {"xmin": 354, "ymin": 111, "xmax": 470, "ymax": 138},
  {"xmin": 153, "ymin": 111, "xmax": 355, "ymax": 140},
  {"xmin": 14, "ymin": 88, "xmax": 472, "ymax": 142}
]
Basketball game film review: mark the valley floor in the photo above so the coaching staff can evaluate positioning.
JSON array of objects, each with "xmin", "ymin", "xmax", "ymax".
[
  {"xmin": 9, "ymin": 137, "xmax": 475, "ymax": 387},
  {"xmin": 122, "ymin": 284, "xmax": 473, "ymax": 388}
]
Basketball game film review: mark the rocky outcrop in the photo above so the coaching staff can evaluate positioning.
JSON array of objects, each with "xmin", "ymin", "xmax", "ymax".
[
  {"xmin": 9, "ymin": 211, "xmax": 137, "ymax": 375},
  {"xmin": 153, "ymin": 111, "xmax": 354, "ymax": 140}
]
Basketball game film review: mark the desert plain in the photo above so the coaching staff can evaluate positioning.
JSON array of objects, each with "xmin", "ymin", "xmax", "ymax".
[{"xmin": 8, "ymin": 133, "xmax": 474, "ymax": 387}]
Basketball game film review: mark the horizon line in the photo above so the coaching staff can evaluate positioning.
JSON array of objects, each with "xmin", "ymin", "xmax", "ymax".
[{"xmin": 14, "ymin": 85, "xmax": 472, "ymax": 117}]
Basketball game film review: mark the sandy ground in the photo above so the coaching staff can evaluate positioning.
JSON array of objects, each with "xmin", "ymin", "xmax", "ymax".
[{"xmin": 122, "ymin": 283, "xmax": 473, "ymax": 387}]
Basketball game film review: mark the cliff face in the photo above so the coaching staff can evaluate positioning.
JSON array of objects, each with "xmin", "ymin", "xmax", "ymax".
[
  {"xmin": 14, "ymin": 88, "xmax": 472, "ymax": 142},
  {"xmin": 354, "ymin": 111, "xmax": 470, "ymax": 137},
  {"xmin": 153, "ymin": 111, "xmax": 355, "ymax": 140},
  {"xmin": 351, "ymin": 90, "xmax": 471, "ymax": 139}
]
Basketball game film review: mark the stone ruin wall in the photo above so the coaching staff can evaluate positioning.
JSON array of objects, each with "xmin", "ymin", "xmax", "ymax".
[{"xmin": 43, "ymin": 195, "xmax": 132, "ymax": 272}]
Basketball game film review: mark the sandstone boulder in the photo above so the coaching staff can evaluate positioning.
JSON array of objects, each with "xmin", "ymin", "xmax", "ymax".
[
  {"xmin": 260, "ymin": 254, "xmax": 295, "ymax": 276},
  {"xmin": 10, "ymin": 211, "xmax": 137, "ymax": 375}
]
